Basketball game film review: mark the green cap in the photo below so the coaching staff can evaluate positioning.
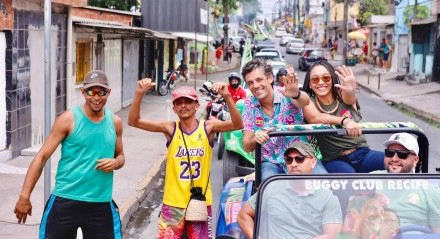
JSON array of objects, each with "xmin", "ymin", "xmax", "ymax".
[{"xmin": 284, "ymin": 141, "xmax": 315, "ymax": 157}]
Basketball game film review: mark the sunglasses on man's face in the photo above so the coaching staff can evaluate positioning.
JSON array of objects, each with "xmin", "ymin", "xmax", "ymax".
[
  {"xmin": 384, "ymin": 149, "xmax": 415, "ymax": 159},
  {"xmin": 284, "ymin": 155, "xmax": 306, "ymax": 165},
  {"xmin": 85, "ymin": 89, "xmax": 109, "ymax": 97},
  {"xmin": 310, "ymin": 75, "xmax": 332, "ymax": 84}
]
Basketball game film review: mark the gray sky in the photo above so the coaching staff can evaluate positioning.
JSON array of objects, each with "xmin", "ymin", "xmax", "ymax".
[{"xmin": 259, "ymin": 0, "xmax": 280, "ymax": 22}]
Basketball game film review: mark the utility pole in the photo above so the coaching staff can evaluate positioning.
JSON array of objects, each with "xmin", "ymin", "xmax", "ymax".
[
  {"xmin": 293, "ymin": 0, "xmax": 296, "ymax": 30},
  {"xmin": 223, "ymin": 0, "xmax": 229, "ymax": 61},
  {"xmin": 414, "ymin": 0, "xmax": 418, "ymax": 20},
  {"xmin": 342, "ymin": 0, "xmax": 348, "ymax": 64}
]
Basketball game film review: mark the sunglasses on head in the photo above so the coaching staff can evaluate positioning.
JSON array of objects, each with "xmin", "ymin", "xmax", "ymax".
[
  {"xmin": 310, "ymin": 75, "xmax": 332, "ymax": 84},
  {"xmin": 284, "ymin": 155, "xmax": 306, "ymax": 165},
  {"xmin": 85, "ymin": 88, "xmax": 109, "ymax": 97},
  {"xmin": 384, "ymin": 149, "xmax": 415, "ymax": 159}
]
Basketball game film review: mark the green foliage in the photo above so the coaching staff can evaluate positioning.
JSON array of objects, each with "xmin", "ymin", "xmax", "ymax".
[
  {"xmin": 403, "ymin": 5, "xmax": 430, "ymax": 27},
  {"xmin": 358, "ymin": 0, "xmax": 387, "ymax": 26},
  {"xmin": 88, "ymin": 0, "xmax": 139, "ymax": 11}
]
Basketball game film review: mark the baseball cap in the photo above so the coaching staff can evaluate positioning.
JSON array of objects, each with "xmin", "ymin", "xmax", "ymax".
[
  {"xmin": 83, "ymin": 70, "xmax": 110, "ymax": 90},
  {"xmin": 383, "ymin": 133, "xmax": 419, "ymax": 155},
  {"xmin": 171, "ymin": 86, "xmax": 199, "ymax": 103},
  {"xmin": 284, "ymin": 141, "xmax": 315, "ymax": 157}
]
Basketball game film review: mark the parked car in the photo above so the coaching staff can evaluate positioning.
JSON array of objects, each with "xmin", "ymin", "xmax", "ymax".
[
  {"xmin": 297, "ymin": 48, "xmax": 327, "ymax": 71},
  {"xmin": 259, "ymin": 48, "xmax": 284, "ymax": 60},
  {"xmin": 286, "ymin": 38, "xmax": 305, "ymax": 54},
  {"xmin": 275, "ymin": 27, "xmax": 287, "ymax": 38},
  {"xmin": 279, "ymin": 35, "xmax": 295, "ymax": 46}
]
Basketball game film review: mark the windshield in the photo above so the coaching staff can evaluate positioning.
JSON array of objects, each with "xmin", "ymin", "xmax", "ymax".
[
  {"xmin": 291, "ymin": 39, "xmax": 304, "ymax": 44},
  {"xmin": 307, "ymin": 50, "xmax": 324, "ymax": 57},
  {"xmin": 255, "ymin": 175, "xmax": 440, "ymax": 239},
  {"xmin": 255, "ymin": 56, "xmax": 282, "ymax": 62}
]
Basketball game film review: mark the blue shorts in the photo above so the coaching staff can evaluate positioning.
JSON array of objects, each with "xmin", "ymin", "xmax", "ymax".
[{"xmin": 40, "ymin": 195, "xmax": 122, "ymax": 239}]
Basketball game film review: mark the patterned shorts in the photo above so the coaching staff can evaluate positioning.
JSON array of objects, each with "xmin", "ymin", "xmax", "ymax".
[{"xmin": 157, "ymin": 204, "xmax": 212, "ymax": 239}]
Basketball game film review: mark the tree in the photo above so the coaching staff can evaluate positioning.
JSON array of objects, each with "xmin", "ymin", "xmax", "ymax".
[
  {"xmin": 403, "ymin": 4, "xmax": 430, "ymax": 27},
  {"xmin": 88, "ymin": 0, "xmax": 139, "ymax": 11},
  {"xmin": 358, "ymin": 0, "xmax": 388, "ymax": 26}
]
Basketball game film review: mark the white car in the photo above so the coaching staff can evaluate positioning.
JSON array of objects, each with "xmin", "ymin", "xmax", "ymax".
[
  {"xmin": 275, "ymin": 27, "xmax": 287, "ymax": 38},
  {"xmin": 254, "ymin": 52, "xmax": 286, "ymax": 75},
  {"xmin": 286, "ymin": 38, "xmax": 305, "ymax": 54},
  {"xmin": 280, "ymin": 35, "xmax": 295, "ymax": 46},
  {"xmin": 259, "ymin": 48, "xmax": 284, "ymax": 60}
]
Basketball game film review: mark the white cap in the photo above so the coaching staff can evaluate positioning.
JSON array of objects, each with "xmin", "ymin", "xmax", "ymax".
[{"xmin": 383, "ymin": 133, "xmax": 419, "ymax": 155}]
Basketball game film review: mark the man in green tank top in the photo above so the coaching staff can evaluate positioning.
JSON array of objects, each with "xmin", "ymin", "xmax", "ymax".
[{"xmin": 14, "ymin": 70, "xmax": 125, "ymax": 239}]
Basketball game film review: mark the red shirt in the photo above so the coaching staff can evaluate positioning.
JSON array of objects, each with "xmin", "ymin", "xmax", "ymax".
[{"xmin": 227, "ymin": 85, "xmax": 247, "ymax": 103}]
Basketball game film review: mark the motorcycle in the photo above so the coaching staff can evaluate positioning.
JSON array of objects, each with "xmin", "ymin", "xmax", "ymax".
[
  {"xmin": 199, "ymin": 81, "xmax": 230, "ymax": 152},
  {"xmin": 158, "ymin": 70, "xmax": 180, "ymax": 96}
]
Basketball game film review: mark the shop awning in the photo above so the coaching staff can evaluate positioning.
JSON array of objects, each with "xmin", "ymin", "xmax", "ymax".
[
  {"xmin": 73, "ymin": 18, "xmax": 153, "ymax": 37},
  {"xmin": 171, "ymin": 32, "xmax": 215, "ymax": 43},
  {"xmin": 412, "ymin": 17, "xmax": 437, "ymax": 26},
  {"xmin": 153, "ymin": 31, "xmax": 177, "ymax": 40}
]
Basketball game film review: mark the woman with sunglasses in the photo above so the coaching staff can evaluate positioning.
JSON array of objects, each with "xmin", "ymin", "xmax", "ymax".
[{"xmin": 302, "ymin": 60, "xmax": 385, "ymax": 173}]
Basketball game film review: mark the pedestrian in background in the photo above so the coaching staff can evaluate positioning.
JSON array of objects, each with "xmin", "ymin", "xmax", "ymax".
[
  {"xmin": 14, "ymin": 70, "xmax": 125, "ymax": 238},
  {"xmin": 128, "ymin": 81, "xmax": 243, "ymax": 239},
  {"xmin": 381, "ymin": 38, "xmax": 391, "ymax": 70},
  {"xmin": 226, "ymin": 41, "xmax": 234, "ymax": 64},
  {"xmin": 177, "ymin": 59, "xmax": 189, "ymax": 82},
  {"xmin": 215, "ymin": 45, "xmax": 223, "ymax": 65}
]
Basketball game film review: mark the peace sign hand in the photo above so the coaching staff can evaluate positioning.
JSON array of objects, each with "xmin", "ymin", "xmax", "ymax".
[
  {"xmin": 334, "ymin": 65, "xmax": 357, "ymax": 93},
  {"xmin": 280, "ymin": 64, "xmax": 300, "ymax": 98}
]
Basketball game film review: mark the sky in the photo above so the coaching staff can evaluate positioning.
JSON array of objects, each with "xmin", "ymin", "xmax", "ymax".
[{"xmin": 258, "ymin": 0, "xmax": 284, "ymax": 22}]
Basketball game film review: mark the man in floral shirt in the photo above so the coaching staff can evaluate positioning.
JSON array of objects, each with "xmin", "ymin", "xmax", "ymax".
[{"xmin": 241, "ymin": 58, "xmax": 361, "ymax": 181}]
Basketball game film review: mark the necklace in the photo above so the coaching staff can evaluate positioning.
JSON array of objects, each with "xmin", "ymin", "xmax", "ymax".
[{"xmin": 315, "ymin": 98, "xmax": 340, "ymax": 114}]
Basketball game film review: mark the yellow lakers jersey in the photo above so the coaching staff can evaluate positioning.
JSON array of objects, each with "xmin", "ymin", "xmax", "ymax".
[{"xmin": 163, "ymin": 120, "xmax": 213, "ymax": 208}]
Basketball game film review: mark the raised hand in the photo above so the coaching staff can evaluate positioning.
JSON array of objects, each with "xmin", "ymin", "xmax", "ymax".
[
  {"xmin": 136, "ymin": 78, "xmax": 155, "ymax": 93},
  {"xmin": 212, "ymin": 82, "xmax": 230, "ymax": 98},
  {"xmin": 334, "ymin": 65, "xmax": 357, "ymax": 93},
  {"xmin": 279, "ymin": 64, "xmax": 300, "ymax": 98}
]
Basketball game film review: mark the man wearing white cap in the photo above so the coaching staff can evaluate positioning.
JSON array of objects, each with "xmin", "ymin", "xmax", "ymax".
[
  {"xmin": 376, "ymin": 133, "xmax": 420, "ymax": 173},
  {"xmin": 377, "ymin": 133, "xmax": 440, "ymax": 233}
]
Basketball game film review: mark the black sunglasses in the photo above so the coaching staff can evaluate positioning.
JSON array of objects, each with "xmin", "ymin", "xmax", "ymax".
[
  {"xmin": 284, "ymin": 156, "xmax": 306, "ymax": 165},
  {"xmin": 384, "ymin": 149, "xmax": 415, "ymax": 159}
]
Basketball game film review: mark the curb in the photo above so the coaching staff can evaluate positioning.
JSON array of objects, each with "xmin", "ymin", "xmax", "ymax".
[
  {"xmin": 386, "ymin": 99, "xmax": 440, "ymax": 126},
  {"xmin": 358, "ymin": 82, "xmax": 440, "ymax": 127},
  {"xmin": 120, "ymin": 154, "xmax": 166, "ymax": 228}
]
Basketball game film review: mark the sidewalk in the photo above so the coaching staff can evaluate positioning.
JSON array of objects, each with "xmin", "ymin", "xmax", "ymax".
[
  {"xmin": 327, "ymin": 52, "xmax": 440, "ymax": 125},
  {"xmin": 0, "ymin": 56, "xmax": 240, "ymax": 239}
]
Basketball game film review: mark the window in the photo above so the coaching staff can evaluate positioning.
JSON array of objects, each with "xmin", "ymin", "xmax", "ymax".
[{"xmin": 76, "ymin": 40, "xmax": 93, "ymax": 84}]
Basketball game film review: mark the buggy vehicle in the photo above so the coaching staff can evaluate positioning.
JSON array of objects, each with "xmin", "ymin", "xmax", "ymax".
[
  {"xmin": 216, "ymin": 122, "xmax": 431, "ymax": 239},
  {"xmin": 254, "ymin": 175, "xmax": 440, "ymax": 239}
]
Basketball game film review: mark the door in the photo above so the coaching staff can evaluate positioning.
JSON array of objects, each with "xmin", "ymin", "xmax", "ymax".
[
  {"xmin": 397, "ymin": 35, "xmax": 409, "ymax": 73},
  {"xmin": 122, "ymin": 39, "xmax": 139, "ymax": 107},
  {"xmin": 157, "ymin": 40, "xmax": 164, "ymax": 84}
]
